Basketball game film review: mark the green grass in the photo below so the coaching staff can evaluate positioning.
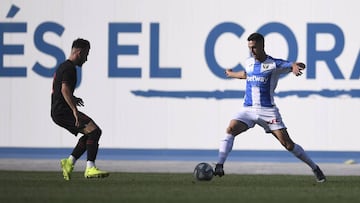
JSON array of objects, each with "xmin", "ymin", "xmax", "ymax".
[{"xmin": 1, "ymin": 171, "xmax": 360, "ymax": 203}]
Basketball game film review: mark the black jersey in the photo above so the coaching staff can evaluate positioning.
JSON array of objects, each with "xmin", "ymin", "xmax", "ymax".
[{"xmin": 51, "ymin": 60, "xmax": 77, "ymax": 116}]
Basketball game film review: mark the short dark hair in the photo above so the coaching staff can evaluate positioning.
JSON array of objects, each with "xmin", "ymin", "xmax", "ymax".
[
  {"xmin": 72, "ymin": 38, "xmax": 90, "ymax": 50},
  {"xmin": 247, "ymin": 33, "xmax": 264, "ymax": 44}
]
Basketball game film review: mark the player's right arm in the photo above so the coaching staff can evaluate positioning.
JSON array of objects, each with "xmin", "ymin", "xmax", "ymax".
[
  {"xmin": 225, "ymin": 69, "xmax": 247, "ymax": 79},
  {"xmin": 61, "ymin": 83, "xmax": 80, "ymax": 127}
]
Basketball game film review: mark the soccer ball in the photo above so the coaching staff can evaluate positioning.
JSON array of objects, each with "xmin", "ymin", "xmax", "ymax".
[{"xmin": 193, "ymin": 162, "xmax": 214, "ymax": 181}]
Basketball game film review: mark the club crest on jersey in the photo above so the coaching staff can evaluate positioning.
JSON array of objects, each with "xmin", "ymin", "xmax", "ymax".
[{"xmin": 261, "ymin": 62, "xmax": 276, "ymax": 72}]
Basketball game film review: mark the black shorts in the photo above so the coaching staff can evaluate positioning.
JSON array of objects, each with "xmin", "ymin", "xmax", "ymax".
[{"xmin": 51, "ymin": 111, "xmax": 92, "ymax": 136}]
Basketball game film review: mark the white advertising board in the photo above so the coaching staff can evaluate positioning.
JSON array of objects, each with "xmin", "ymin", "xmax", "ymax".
[{"xmin": 1, "ymin": 0, "xmax": 360, "ymax": 151}]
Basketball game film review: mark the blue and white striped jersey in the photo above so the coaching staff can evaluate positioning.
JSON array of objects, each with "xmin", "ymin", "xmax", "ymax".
[{"xmin": 243, "ymin": 55, "xmax": 293, "ymax": 107}]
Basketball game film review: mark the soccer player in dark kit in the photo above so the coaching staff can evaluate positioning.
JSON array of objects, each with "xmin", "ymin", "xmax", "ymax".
[{"xmin": 51, "ymin": 38, "xmax": 109, "ymax": 180}]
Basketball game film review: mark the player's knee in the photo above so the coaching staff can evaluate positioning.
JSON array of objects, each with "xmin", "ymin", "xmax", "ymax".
[
  {"xmin": 94, "ymin": 128, "xmax": 102, "ymax": 138},
  {"xmin": 283, "ymin": 142, "xmax": 294, "ymax": 151},
  {"xmin": 88, "ymin": 128, "xmax": 102, "ymax": 142},
  {"xmin": 82, "ymin": 121, "xmax": 98, "ymax": 134},
  {"xmin": 226, "ymin": 127, "xmax": 233, "ymax": 135},
  {"xmin": 227, "ymin": 124, "xmax": 247, "ymax": 136},
  {"xmin": 226, "ymin": 126, "xmax": 240, "ymax": 136}
]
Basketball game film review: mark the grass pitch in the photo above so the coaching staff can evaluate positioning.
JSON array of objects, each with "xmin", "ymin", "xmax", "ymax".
[{"xmin": 1, "ymin": 171, "xmax": 360, "ymax": 203}]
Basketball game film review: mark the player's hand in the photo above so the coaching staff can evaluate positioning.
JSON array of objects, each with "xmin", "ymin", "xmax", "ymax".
[
  {"xmin": 292, "ymin": 62, "xmax": 306, "ymax": 76},
  {"xmin": 225, "ymin": 69, "xmax": 233, "ymax": 77},
  {"xmin": 75, "ymin": 97, "xmax": 84, "ymax": 107}
]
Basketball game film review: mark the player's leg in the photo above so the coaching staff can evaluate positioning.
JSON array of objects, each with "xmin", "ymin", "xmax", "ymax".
[
  {"xmin": 218, "ymin": 119, "xmax": 248, "ymax": 164},
  {"xmin": 258, "ymin": 107, "xmax": 326, "ymax": 182},
  {"xmin": 214, "ymin": 119, "xmax": 249, "ymax": 177},
  {"xmin": 271, "ymin": 128, "xmax": 326, "ymax": 182},
  {"xmin": 70, "ymin": 135, "xmax": 88, "ymax": 164},
  {"xmin": 52, "ymin": 113, "xmax": 80, "ymax": 180},
  {"xmin": 81, "ymin": 121, "xmax": 101, "ymax": 169},
  {"xmin": 64, "ymin": 112, "xmax": 93, "ymax": 167},
  {"xmin": 60, "ymin": 131, "xmax": 88, "ymax": 180},
  {"xmin": 78, "ymin": 113, "xmax": 109, "ymax": 178},
  {"xmin": 60, "ymin": 135, "xmax": 87, "ymax": 181},
  {"xmin": 258, "ymin": 107, "xmax": 318, "ymax": 170}
]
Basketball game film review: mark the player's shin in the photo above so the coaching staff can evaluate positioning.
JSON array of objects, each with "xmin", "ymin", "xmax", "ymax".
[
  {"xmin": 71, "ymin": 135, "xmax": 88, "ymax": 163},
  {"xmin": 218, "ymin": 134, "xmax": 235, "ymax": 164},
  {"xmin": 290, "ymin": 143, "xmax": 317, "ymax": 169},
  {"xmin": 86, "ymin": 128, "xmax": 101, "ymax": 163}
]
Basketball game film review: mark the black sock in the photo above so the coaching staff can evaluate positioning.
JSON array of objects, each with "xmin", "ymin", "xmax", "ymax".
[
  {"xmin": 71, "ymin": 135, "xmax": 87, "ymax": 159},
  {"xmin": 86, "ymin": 128, "xmax": 101, "ymax": 162}
]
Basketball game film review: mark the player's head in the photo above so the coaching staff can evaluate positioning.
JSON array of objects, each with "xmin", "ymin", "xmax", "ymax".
[
  {"xmin": 247, "ymin": 33, "xmax": 266, "ymax": 61},
  {"xmin": 71, "ymin": 38, "xmax": 90, "ymax": 67}
]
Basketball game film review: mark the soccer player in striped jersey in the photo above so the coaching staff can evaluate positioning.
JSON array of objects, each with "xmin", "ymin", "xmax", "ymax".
[{"xmin": 214, "ymin": 33, "xmax": 326, "ymax": 182}]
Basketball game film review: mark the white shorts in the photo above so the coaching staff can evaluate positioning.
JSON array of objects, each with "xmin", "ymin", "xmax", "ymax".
[{"xmin": 233, "ymin": 106, "xmax": 286, "ymax": 133}]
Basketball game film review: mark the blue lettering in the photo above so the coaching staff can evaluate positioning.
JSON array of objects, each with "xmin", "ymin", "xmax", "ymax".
[
  {"xmin": 150, "ymin": 23, "xmax": 181, "ymax": 78},
  {"xmin": 1, "ymin": 18, "xmax": 358, "ymax": 84},
  {"xmin": 205, "ymin": 22, "xmax": 245, "ymax": 79},
  {"xmin": 257, "ymin": 22, "xmax": 298, "ymax": 62},
  {"xmin": 350, "ymin": 50, "xmax": 360, "ymax": 79},
  {"xmin": 307, "ymin": 23, "xmax": 345, "ymax": 79},
  {"xmin": 108, "ymin": 23, "xmax": 142, "ymax": 77},
  {"xmin": 0, "ymin": 22, "xmax": 27, "ymax": 77},
  {"xmin": 257, "ymin": 22, "xmax": 298, "ymax": 79},
  {"xmin": 32, "ymin": 22, "xmax": 66, "ymax": 77}
]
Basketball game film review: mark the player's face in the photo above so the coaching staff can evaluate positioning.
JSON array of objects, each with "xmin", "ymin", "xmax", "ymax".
[
  {"xmin": 248, "ymin": 40, "xmax": 264, "ymax": 61},
  {"xmin": 77, "ymin": 48, "xmax": 89, "ymax": 67}
]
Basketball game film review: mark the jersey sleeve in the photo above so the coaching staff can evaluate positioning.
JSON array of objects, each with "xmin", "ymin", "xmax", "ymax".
[
  {"xmin": 274, "ymin": 58, "xmax": 293, "ymax": 74},
  {"xmin": 60, "ymin": 67, "xmax": 77, "ymax": 94},
  {"xmin": 61, "ymin": 68, "xmax": 71, "ymax": 83}
]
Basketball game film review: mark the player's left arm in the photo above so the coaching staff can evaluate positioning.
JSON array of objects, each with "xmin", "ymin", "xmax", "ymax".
[
  {"xmin": 61, "ymin": 82, "xmax": 80, "ymax": 127},
  {"xmin": 291, "ymin": 62, "xmax": 306, "ymax": 76}
]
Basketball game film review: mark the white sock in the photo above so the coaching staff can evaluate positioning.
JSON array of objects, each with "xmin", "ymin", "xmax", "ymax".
[
  {"xmin": 86, "ymin": 161, "xmax": 95, "ymax": 169},
  {"xmin": 217, "ymin": 134, "xmax": 235, "ymax": 164},
  {"xmin": 68, "ymin": 155, "xmax": 76, "ymax": 165},
  {"xmin": 291, "ymin": 143, "xmax": 317, "ymax": 170}
]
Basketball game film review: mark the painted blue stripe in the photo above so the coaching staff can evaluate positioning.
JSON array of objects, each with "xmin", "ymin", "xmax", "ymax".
[
  {"xmin": 0, "ymin": 147, "xmax": 359, "ymax": 163},
  {"xmin": 131, "ymin": 89, "xmax": 360, "ymax": 99}
]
